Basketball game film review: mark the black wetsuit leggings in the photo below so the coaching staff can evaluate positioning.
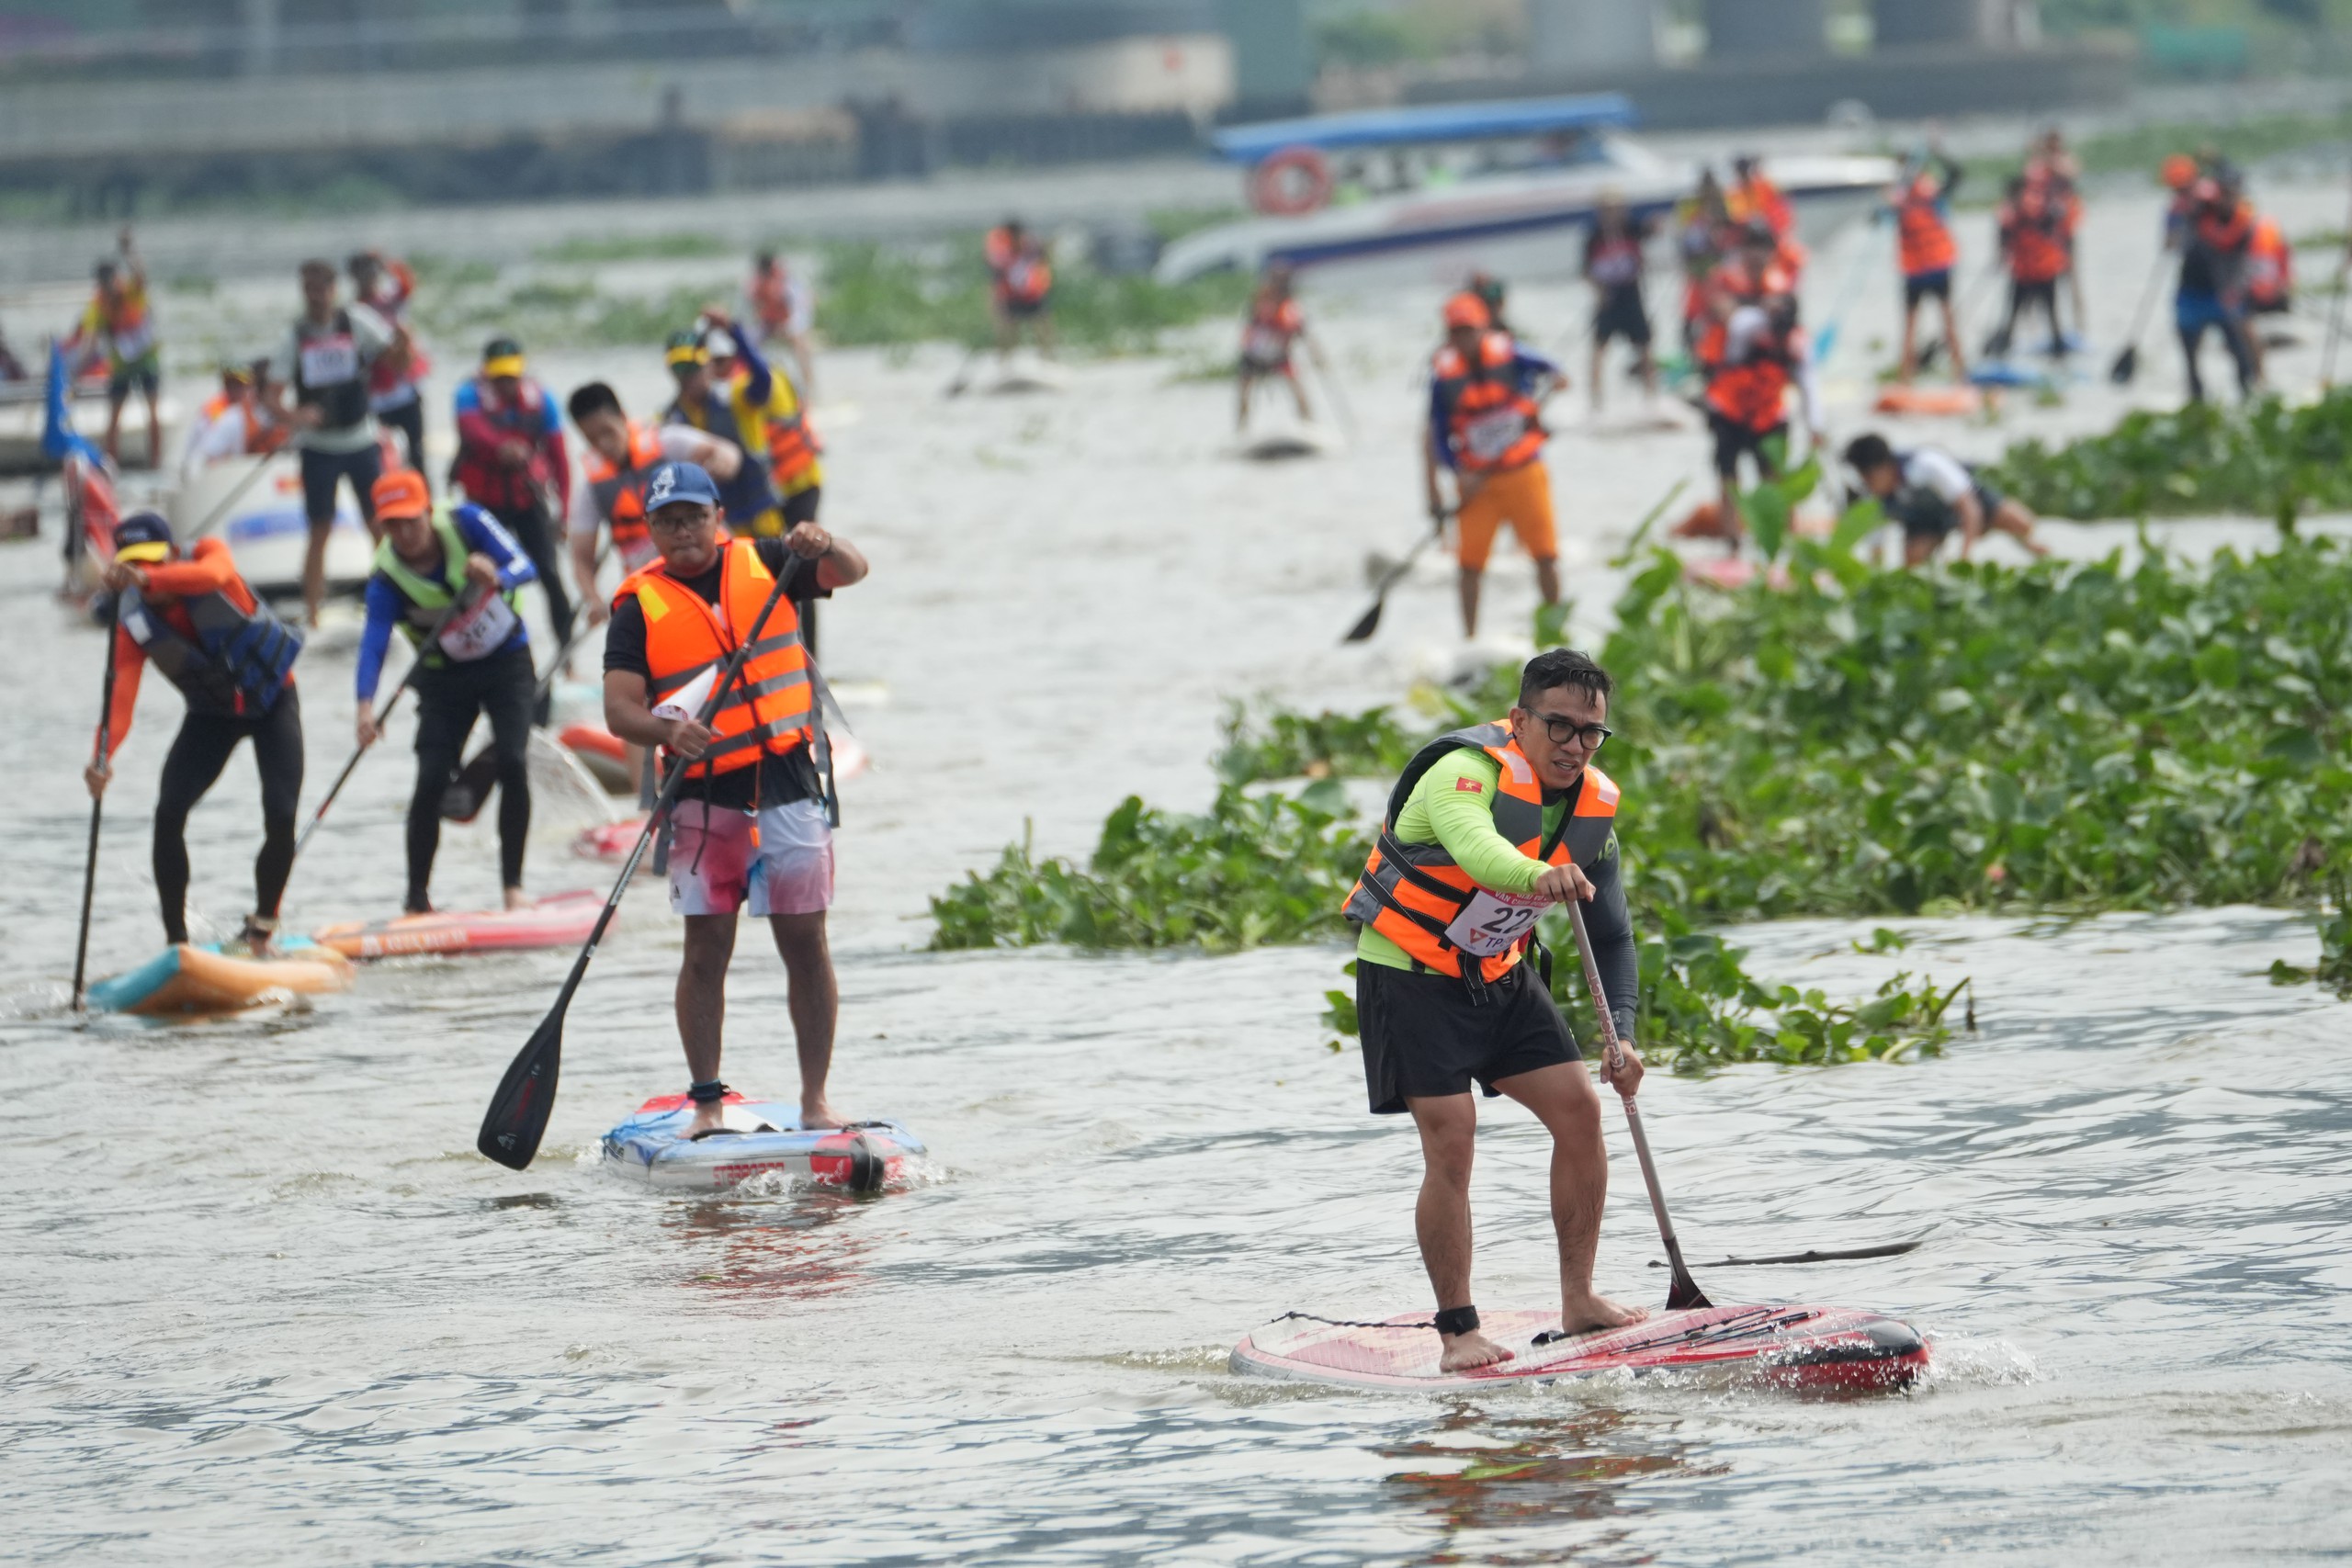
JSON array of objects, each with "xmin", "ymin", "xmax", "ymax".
[
  {"xmin": 488, "ymin": 498, "xmax": 573, "ymax": 649},
  {"xmin": 407, "ymin": 646, "xmax": 533, "ymax": 910},
  {"xmin": 153, "ymin": 689, "xmax": 304, "ymax": 945}
]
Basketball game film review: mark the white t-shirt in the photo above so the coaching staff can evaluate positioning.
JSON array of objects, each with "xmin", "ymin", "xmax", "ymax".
[
  {"xmin": 1900, "ymin": 447, "xmax": 1976, "ymax": 505},
  {"xmin": 179, "ymin": 402, "xmax": 257, "ymax": 480},
  {"xmin": 270, "ymin": 301, "xmax": 396, "ymax": 454}
]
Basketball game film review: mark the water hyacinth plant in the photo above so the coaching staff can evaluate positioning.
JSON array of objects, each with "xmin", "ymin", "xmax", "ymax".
[{"xmin": 933, "ymin": 525, "xmax": 2352, "ymax": 1068}]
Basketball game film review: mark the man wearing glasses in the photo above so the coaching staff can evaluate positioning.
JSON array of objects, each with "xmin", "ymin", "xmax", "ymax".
[
  {"xmin": 1343, "ymin": 648, "xmax": 1646, "ymax": 1371},
  {"xmin": 601, "ymin": 462, "xmax": 869, "ymax": 1138}
]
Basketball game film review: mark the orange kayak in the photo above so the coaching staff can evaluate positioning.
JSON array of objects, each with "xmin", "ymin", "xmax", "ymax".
[{"xmin": 1872, "ymin": 384, "xmax": 1983, "ymax": 417}]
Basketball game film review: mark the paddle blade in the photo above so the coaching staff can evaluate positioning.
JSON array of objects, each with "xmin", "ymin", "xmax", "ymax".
[
  {"xmin": 1666, "ymin": 1266, "xmax": 1713, "ymax": 1312},
  {"xmin": 477, "ymin": 1004, "xmax": 565, "ymax": 1169},
  {"xmin": 2108, "ymin": 344, "xmax": 2138, "ymax": 385},
  {"xmin": 1341, "ymin": 596, "xmax": 1385, "ymax": 644},
  {"xmin": 438, "ymin": 744, "xmax": 501, "ymax": 823}
]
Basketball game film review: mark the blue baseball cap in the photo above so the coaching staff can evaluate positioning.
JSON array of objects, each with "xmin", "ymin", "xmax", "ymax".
[
  {"xmin": 112, "ymin": 510, "xmax": 175, "ymax": 564},
  {"xmin": 641, "ymin": 460, "xmax": 720, "ymax": 513}
]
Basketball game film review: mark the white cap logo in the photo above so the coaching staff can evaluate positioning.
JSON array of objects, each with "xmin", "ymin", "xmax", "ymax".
[{"xmin": 648, "ymin": 464, "xmax": 678, "ymax": 505}]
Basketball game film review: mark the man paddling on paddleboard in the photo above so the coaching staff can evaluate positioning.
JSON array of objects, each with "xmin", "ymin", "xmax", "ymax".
[
  {"xmin": 1344, "ymin": 649, "xmax": 1647, "ymax": 1372},
  {"xmin": 356, "ymin": 469, "xmax": 540, "ymax": 914},
  {"xmin": 84, "ymin": 513, "xmax": 305, "ymax": 953},
  {"xmin": 601, "ymin": 461, "xmax": 868, "ymax": 1136}
]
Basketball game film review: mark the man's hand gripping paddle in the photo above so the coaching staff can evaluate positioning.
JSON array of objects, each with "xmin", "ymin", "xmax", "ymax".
[
  {"xmin": 1565, "ymin": 898, "xmax": 1712, "ymax": 1312},
  {"xmin": 475, "ymin": 560, "xmax": 799, "ymax": 1170}
]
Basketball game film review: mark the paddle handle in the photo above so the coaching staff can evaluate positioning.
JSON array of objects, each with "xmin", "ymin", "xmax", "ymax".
[
  {"xmin": 70, "ymin": 605, "xmax": 122, "ymax": 1010},
  {"xmin": 1566, "ymin": 898, "xmax": 1707, "ymax": 1307}
]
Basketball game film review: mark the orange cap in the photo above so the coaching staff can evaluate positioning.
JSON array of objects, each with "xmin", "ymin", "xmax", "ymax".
[
  {"xmin": 1442, "ymin": 292, "xmax": 1490, "ymax": 330},
  {"xmin": 372, "ymin": 468, "xmax": 431, "ymax": 522},
  {"xmin": 2162, "ymin": 153, "xmax": 2197, "ymax": 190}
]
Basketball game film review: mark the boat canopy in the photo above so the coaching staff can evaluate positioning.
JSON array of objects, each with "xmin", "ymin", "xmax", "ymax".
[{"xmin": 1209, "ymin": 95, "xmax": 1636, "ymax": 165}]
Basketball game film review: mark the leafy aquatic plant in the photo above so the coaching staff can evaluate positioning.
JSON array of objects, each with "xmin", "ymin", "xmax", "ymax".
[{"xmin": 1983, "ymin": 392, "xmax": 2352, "ymax": 524}]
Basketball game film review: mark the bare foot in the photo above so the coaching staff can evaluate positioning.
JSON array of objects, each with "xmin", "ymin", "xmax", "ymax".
[
  {"xmin": 503, "ymin": 886, "xmax": 532, "ymax": 911},
  {"xmin": 685, "ymin": 1101, "xmax": 729, "ymax": 1138},
  {"xmin": 800, "ymin": 1100, "xmax": 842, "ymax": 1130},
  {"xmin": 1559, "ymin": 1292, "xmax": 1650, "ymax": 1336},
  {"xmin": 1439, "ymin": 1331, "xmax": 1515, "ymax": 1373}
]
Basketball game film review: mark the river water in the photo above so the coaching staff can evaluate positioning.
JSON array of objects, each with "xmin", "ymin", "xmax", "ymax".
[{"xmin": 5, "ymin": 174, "xmax": 2352, "ymax": 1563}]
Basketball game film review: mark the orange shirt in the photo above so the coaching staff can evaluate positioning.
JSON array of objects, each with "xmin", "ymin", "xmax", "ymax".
[{"xmin": 99, "ymin": 539, "xmax": 283, "ymax": 755}]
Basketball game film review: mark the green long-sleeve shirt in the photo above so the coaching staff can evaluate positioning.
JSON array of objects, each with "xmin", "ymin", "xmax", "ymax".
[{"xmin": 1355, "ymin": 748, "xmax": 1640, "ymax": 1041}]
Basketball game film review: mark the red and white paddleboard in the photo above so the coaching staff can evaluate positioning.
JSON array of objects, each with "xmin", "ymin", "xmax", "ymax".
[
  {"xmin": 311, "ymin": 889, "xmax": 605, "ymax": 959},
  {"xmin": 1233, "ymin": 1303, "xmax": 1927, "ymax": 1393}
]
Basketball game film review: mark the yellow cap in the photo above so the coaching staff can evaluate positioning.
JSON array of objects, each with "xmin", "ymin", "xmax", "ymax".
[
  {"xmin": 664, "ymin": 343, "xmax": 709, "ymax": 368},
  {"xmin": 482, "ymin": 354, "xmax": 526, "ymax": 378},
  {"xmin": 115, "ymin": 541, "xmax": 171, "ymax": 564}
]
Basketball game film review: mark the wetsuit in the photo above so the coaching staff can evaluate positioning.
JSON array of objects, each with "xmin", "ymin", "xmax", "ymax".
[{"xmin": 97, "ymin": 540, "xmax": 303, "ymax": 945}]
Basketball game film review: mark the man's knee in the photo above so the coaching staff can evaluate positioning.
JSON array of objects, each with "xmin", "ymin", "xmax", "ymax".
[
  {"xmin": 770, "ymin": 911, "xmax": 831, "ymax": 966},
  {"xmin": 1409, "ymin": 1098, "xmax": 1478, "ymax": 1179}
]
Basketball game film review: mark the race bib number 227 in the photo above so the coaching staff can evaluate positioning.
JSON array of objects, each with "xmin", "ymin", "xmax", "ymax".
[{"xmin": 1443, "ymin": 888, "xmax": 1548, "ymax": 960}]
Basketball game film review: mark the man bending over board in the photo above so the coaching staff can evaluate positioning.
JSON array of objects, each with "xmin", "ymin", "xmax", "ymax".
[{"xmin": 1343, "ymin": 649, "xmax": 1647, "ymax": 1371}]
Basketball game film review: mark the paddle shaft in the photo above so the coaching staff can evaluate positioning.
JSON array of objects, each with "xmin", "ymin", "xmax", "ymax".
[
  {"xmin": 1812, "ymin": 213, "xmax": 1888, "ymax": 367},
  {"xmin": 478, "ymin": 559, "xmax": 800, "ymax": 1168},
  {"xmin": 1341, "ymin": 509, "xmax": 1450, "ymax": 644},
  {"xmin": 1566, "ymin": 898, "xmax": 1710, "ymax": 1310},
  {"xmin": 187, "ymin": 454, "xmax": 281, "ymax": 544},
  {"xmin": 2111, "ymin": 250, "xmax": 2171, "ymax": 382},
  {"xmin": 288, "ymin": 593, "xmax": 469, "ymax": 869},
  {"xmin": 70, "ymin": 603, "xmax": 122, "ymax": 1010},
  {"xmin": 2324, "ymin": 178, "xmax": 2352, "ymax": 389}
]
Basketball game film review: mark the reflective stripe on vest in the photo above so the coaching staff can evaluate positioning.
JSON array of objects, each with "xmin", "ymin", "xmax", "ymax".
[
  {"xmin": 1436, "ymin": 333, "xmax": 1544, "ymax": 472},
  {"xmin": 615, "ymin": 536, "xmax": 810, "ymax": 778},
  {"xmin": 1342, "ymin": 721, "xmax": 1620, "ymax": 983}
]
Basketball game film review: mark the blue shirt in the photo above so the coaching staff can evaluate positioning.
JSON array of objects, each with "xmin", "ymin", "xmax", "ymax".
[
  {"xmin": 356, "ymin": 502, "xmax": 537, "ymax": 701},
  {"xmin": 1427, "ymin": 342, "xmax": 1559, "ymax": 471}
]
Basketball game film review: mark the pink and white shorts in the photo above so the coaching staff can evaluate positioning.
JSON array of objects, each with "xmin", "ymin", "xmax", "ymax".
[{"xmin": 666, "ymin": 797, "xmax": 834, "ymax": 918}]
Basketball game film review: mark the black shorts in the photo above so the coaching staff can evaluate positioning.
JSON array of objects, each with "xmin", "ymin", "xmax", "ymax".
[
  {"xmin": 300, "ymin": 443, "xmax": 383, "ymax": 528},
  {"xmin": 2008, "ymin": 278, "xmax": 2059, "ymax": 317},
  {"xmin": 1904, "ymin": 268, "xmax": 1952, "ymax": 308},
  {"xmin": 1357, "ymin": 959, "xmax": 1580, "ymax": 1116},
  {"xmin": 1709, "ymin": 412, "xmax": 1785, "ymax": 479},
  {"xmin": 1001, "ymin": 296, "xmax": 1047, "ymax": 321},
  {"xmin": 1593, "ymin": 285, "xmax": 1651, "ymax": 348},
  {"xmin": 782, "ymin": 486, "xmax": 820, "ymax": 527},
  {"xmin": 1238, "ymin": 352, "xmax": 1293, "ymax": 378}
]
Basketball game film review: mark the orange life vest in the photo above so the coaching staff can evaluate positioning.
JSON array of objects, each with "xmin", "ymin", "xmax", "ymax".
[
  {"xmin": 1433, "ymin": 332, "xmax": 1545, "ymax": 472},
  {"xmin": 987, "ymin": 227, "xmax": 1053, "ymax": 307},
  {"xmin": 1728, "ymin": 174, "xmax": 1793, "ymax": 239},
  {"xmin": 1343, "ymin": 722, "xmax": 1621, "ymax": 985},
  {"xmin": 760, "ymin": 380, "xmax": 821, "ymax": 492},
  {"xmin": 1699, "ymin": 316, "xmax": 1796, "ymax": 434},
  {"xmin": 2003, "ymin": 191, "xmax": 2071, "ymax": 284},
  {"xmin": 2247, "ymin": 216, "xmax": 2292, "ymax": 307},
  {"xmin": 584, "ymin": 420, "xmax": 667, "ymax": 551},
  {"xmin": 614, "ymin": 536, "xmax": 812, "ymax": 779},
  {"xmin": 1242, "ymin": 294, "xmax": 1304, "ymax": 363},
  {"xmin": 1895, "ymin": 175, "xmax": 1957, "ymax": 277}
]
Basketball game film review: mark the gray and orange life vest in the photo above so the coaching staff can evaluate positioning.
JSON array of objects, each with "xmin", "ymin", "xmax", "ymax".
[
  {"xmin": 1343, "ymin": 721, "xmax": 1620, "ymax": 986},
  {"xmin": 1433, "ymin": 333, "xmax": 1545, "ymax": 473},
  {"xmin": 583, "ymin": 419, "xmax": 666, "ymax": 555},
  {"xmin": 118, "ymin": 579, "xmax": 301, "ymax": 717},
  {"xmin": 614, "ymin": 536, "xmax": 811, "ymax": 778}
]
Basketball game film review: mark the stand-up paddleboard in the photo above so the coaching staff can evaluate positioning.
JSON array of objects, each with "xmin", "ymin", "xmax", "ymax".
[
  {"xmin": 558, "ymin": 723, "xmax": 634, "ymax": 795},
  {"xmin": 572, "ymin": 814, "xmax": 658, "ymax": 873},
  {"xmin": 1873, "ymin": 384, "xmax": 1984, "ymax": 417},
  {"xmin": 1234, "ymin": 1303, "xmax": 1927, "ymax": 1393},
  {"xmin": 989, "ymin": 355, "xmax": 1069, "ymax": 395},
  {"xmin": 311, "ymin": 889, "xmax": 605, "ymax": 960},
  {"xmin": 86, "ymin": 937, "xmax": 355, "ymax": 1016},
  {"xmin": 1236, "ymin": 421, "xmax": 1344, "ymax": 461},
  {"xmin": 599, "ymin": 1092, "xmax": 924, "ymax": 1193}
]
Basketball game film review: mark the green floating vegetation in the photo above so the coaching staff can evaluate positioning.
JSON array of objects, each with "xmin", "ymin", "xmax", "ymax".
[
  {"xmin": 536, "ymin": 231, "xmax": 734, "ymax": 265},
  {"xmin": 934, "ymin": 524, "xmax": 2352, "ymax": 1066},
  {"xmin": 1984, "ymin": 393, "xmax": 2352, "ymax": 524},
  {"xmin": 815, "ymin": 236, "xmax": 1253, "ymax": 355}
]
